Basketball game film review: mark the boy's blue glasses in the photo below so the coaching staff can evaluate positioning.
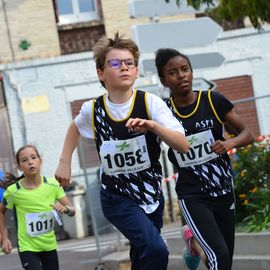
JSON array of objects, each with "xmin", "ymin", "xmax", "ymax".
[{"xmin": 104, "ymin": 58, "xmax": 137, "ymax": 69}]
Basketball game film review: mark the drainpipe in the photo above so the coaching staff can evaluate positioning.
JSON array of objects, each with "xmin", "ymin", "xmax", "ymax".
[
  {"xmin": 2, "ymin": 0, "xmax": 16, "ymax": 62},
  {"xmin": 3, "ymin": 71, "xmax": 27, "ymax": 146}
]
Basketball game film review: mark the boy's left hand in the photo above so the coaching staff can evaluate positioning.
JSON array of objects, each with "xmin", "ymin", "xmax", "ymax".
[{"xmin": 126, "ymin": 118, "xmax": 154, "ymax": 133}]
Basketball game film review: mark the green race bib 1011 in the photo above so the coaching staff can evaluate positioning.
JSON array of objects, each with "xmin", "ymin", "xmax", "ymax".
[{"xmin": 26, "ymin": 211, "xmax": 54, "ymax": 237}]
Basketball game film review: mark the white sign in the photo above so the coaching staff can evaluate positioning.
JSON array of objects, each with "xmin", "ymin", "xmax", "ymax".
[
  {"xmin": 193, "ymin": 78, "xmax": 216, "ymax": 90},
  {"xmin": 132, "ymin": 17, "xmax": 223, "ymax": 52},
  {"xmin": 139, "ymin": 58, "xmax": 157, "ymax": 76},
  {"xmin": 189, "ymin": 52, "xmax": 225, "ymax": 69},
  {"xmin": 128, "ymin": 0, "xmax": 208, "ymax": 18},
  {"xmin": 135, "ymin": 83, "xmax": 171, "ymax": 99},
  {"xmin": 139, "ymin": 52, "xmax": 225, "ymax": 76}
]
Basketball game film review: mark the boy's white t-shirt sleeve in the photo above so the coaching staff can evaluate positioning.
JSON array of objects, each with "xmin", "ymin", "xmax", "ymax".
[
  {"xmin": 146, "ymin": 93, "xmax": 185, "ymax": 135},
  {"xmin": 74, "ymin": 93, "xmax": 185, "ymax": 139},
  {"xmin": 74, "ymin": 100, "xmax": 94, "ymax": 139}
]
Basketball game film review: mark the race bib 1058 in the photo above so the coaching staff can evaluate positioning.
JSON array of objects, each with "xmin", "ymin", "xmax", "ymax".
[{"xmin": 100, "ymin": 135, "xmax": 151, "ymax": 175}]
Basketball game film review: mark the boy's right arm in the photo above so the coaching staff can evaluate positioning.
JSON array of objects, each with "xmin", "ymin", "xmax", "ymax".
[
  {"xmin": 0, "ymin": 204, "xmax": 12, "ymax": 254},
  {"xmin": 55, "ymin": 121, "xmax": 80, "ymax": 187}
]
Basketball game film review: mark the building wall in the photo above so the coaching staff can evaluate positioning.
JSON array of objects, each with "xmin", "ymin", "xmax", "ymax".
[
  {"xmin": 0, "ymin": 0, "xmax": 192, "ymax": 63},
  {"xmin": 0, "ymin": 0, "xmax": 60, "ymax": 63},
  {"xmin": 192, "ymin": 26, "xmax": 270, "ymax": 135},
  {"xmin": 2, "ymin": 52, "xmax": 103, "ymax": 176},
  {"xmin": 101, "ymin": 0, "xmax": 194, "ymax": 38},
  {"xmin": 1, "ymin": 19, "xmax": 270, "ymax": 177},
  {"xmin": 0, "ymin": 0, "xmax": 255, "ymax": 63},
  {"xmin": 213, "ymin": 76, "xmax": 260, "ymax": 137}
]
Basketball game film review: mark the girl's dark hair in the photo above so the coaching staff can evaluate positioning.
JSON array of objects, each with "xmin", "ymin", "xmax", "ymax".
[
  {"xmin": 0, "ymin": 145, "xmax": 40, "ymax": 189},
  {"xmin": 155, "ymin": 48, "xmax": 193, "ymax": 78},
  {"xmin": 0, "ymin": 172, "xmax": 23, "ymax": 189}
]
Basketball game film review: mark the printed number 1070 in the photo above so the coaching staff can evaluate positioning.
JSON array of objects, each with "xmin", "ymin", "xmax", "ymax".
[{"xmin": 178, "ymin": 142, "xmax": 212, "ymax": 161}]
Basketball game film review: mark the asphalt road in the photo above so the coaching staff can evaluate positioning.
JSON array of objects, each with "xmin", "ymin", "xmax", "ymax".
[
  {"xmin": 0, "ymin": 221, "xmax": 181, "ymax": 270},
  {"xmin": 0, "ymin": 233, "xmax": 124, "ymax": 270}
]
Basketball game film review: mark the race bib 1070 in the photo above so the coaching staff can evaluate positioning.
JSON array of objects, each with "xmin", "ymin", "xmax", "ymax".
[
  {"xmin": 100, "ymin": 135, "xmax": 151, "ymax": 175},
  {"xmin": 173, "ymin": 129, "xmax": 218, "ymax": 168}
]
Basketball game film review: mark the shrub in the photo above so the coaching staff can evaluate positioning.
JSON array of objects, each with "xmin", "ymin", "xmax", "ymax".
[{"xmin": 232, "ymin": 135, "xmax": 270, "ymax": 231}]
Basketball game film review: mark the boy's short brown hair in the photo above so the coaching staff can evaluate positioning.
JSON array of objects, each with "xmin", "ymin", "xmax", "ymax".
[{"xmin": 93, "ymin": 32, "xmax": 140, "ymax": 71}]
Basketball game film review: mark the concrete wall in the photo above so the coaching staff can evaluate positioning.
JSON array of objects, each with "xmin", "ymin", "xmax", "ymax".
[
  {"xmin": 1, "ymin": 24, "xmax": 270, "ymax": 177},
  {"xmin": 190, "ymin": 26, "xmax": 270, "ymax": 135},
  {"xmin": 2, "ymin": 52, "xmax": 103, "ymax": 176}
]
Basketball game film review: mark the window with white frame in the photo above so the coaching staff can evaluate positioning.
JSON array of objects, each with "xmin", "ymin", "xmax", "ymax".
[{"xmin": 56, "ymin": 0, "xmax": 100, "ymax": 25}]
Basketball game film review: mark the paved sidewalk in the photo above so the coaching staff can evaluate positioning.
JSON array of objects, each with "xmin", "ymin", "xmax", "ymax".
[{"xmin": 2, "ymin": 220, "xmax": 268, "ymax": 270}]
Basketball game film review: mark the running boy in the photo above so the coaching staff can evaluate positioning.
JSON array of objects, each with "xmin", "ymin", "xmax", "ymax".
[
  {"xmin": 55, "ymin": 33, "xmax": 189, "ymax": 270},
  {"xmin": 0, "ymin": 145, "xmax": 75, "ymax": 270}
]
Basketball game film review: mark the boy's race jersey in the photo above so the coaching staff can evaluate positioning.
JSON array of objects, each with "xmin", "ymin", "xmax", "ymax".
[{"xmin": 94, "ymin": 90, "xmax": 163, "ymax": 205}]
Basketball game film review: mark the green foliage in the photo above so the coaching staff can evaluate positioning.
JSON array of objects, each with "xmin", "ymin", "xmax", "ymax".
[
  {"xmin": 232, "ymin": 136, "xmax": 270, "ymax": 232},
  {"xmin": 165, "ymin": 0, "xmax": 215, "ymax": 10},
  {"xmin": 242, "ymin": 188, "xmax": 270, "ymax": 232},
  {"xmin": 165, "ymin": 0, "xmax": 270, "ymax": 29}
]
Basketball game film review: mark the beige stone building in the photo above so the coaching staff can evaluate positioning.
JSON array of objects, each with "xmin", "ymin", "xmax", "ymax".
[
  {"xmin": 0, "ymin": 0, "xmax": 60, "ymax": 63},
  {"xmin": 0, "ymin": 0, "xmax": 193, "ymax": 64}
]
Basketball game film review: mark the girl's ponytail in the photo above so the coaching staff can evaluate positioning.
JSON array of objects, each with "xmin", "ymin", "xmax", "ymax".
[{"xmin": 0, "ymin": 173, "xmax": 24, "ymax": 189}]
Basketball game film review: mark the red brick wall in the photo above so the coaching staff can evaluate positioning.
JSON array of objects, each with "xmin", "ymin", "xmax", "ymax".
[
  {"xmin": 71, "ymin": 99, "xmax": 87, "ymax": 119},
  {"xmin": 213, "ymin": 75, "xmax": 260, "ymax": 137}
]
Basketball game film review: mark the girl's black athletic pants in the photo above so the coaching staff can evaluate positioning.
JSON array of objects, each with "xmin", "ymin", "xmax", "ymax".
[
  {"xmin": 180, "ymin": 192, "xmax": 235, "ymax": 270},
  {"xmin": 19, "ymin": 249, "xmax": 59, "ymax": 270}
]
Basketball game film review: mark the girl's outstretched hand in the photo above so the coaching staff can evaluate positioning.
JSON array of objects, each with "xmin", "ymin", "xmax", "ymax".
[
  {"xmin": 51, "ymin": 202, "xmax": 75, "ymax": 217},
  {"xmin": 211, "ymin": 139, "xmax": 233, "ymax": 155},
  {"xmin": 51, "ymin": 202, "xmax": 68, "ymax": 214}
]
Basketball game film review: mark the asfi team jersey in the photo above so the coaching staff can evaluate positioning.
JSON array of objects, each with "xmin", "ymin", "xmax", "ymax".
[
  {"xmin": 94, "ymin": 90, "xmax": 163, "ymax": 205},
  {"xmin": 3, "ymin": 177, "xmax": 65, "ymax": 252},
  {"xmin": 166, "ymin": 90, "xmax": 234, "ymax": 198}
]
